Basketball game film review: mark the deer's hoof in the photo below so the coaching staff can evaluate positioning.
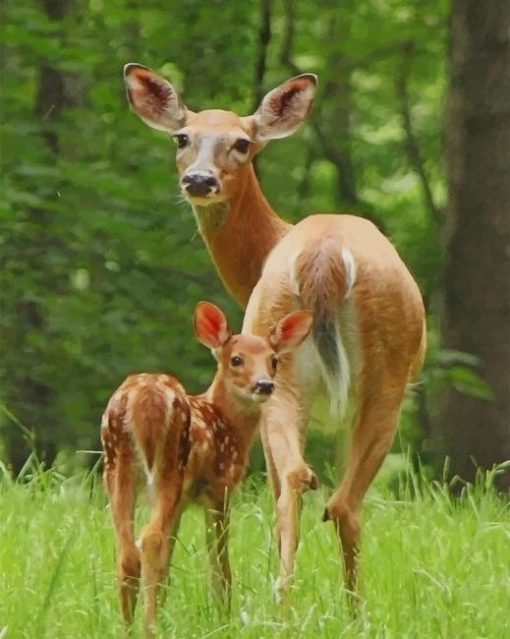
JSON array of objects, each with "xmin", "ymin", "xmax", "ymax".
[{"xmin": 287, "ymin": 465, "xmax": 319, "ymax": 493}]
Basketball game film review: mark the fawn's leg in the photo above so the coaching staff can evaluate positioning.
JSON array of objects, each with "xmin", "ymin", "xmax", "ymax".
[
  {"xmin": 139, "ymin": 469, "xmax": 183, "ymax": 639},
  {"xmin": 104, "ymin": 431, "xmax": 141, "ymax": 626}
]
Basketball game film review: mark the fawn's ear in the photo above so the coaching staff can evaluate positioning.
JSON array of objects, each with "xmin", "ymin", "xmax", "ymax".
[
  {"xmin": 249, "ymin": 74, "xmax": 318, "ymax": 142},
  {"xmin": 194, "ymin": 302, "xmax": 231, "ymax": 349},
  {"xmin": 271, "ymin": 310, "xmax": 313, "ymax": 354},
  {"xmin": 124, "ymin": 63, "xmax": 192, "ymax": 132}
]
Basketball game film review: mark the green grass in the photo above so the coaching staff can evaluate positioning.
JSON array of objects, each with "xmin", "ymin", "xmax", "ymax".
[{"xmin": 1, "ymin": 463, "xmax": 508, "ymax": 639}]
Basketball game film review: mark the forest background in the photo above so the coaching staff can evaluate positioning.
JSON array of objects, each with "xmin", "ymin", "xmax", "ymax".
[{"xmin": 1, "ymin": 0, "xmax": 509, "ymax": 488}]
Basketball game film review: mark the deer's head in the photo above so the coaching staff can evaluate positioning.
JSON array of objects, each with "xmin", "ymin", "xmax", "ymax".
[
  {"xmin": 124, "ymin": 64, "xmax": 317, "ymax": 206},
  {"xmin": 194, "ymin": 301, "xmax": 312, "ymax": 405}
]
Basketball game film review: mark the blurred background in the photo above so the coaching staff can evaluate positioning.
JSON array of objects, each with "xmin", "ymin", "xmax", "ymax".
[{"xmin": 1, "ymin": 0, "xmax": 508, "ymax": 488}]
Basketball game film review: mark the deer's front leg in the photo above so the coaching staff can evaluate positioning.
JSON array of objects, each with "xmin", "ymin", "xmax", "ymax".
[
  {"xmin": 261, "ymin": 389, "xmax": 316, "ymax": 601},
  {"xmin": 206, "ymin": 492, "xmax": 232, "ymax": 606}
]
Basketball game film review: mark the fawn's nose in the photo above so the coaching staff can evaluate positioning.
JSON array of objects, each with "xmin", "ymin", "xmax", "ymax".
[
  {"xmin": 181, "ymin": 172, "xmax": 219, "ymax": 197},
  {"xmin": 253, "ymin": 379, "xmax": 275, "ymax": 396}
]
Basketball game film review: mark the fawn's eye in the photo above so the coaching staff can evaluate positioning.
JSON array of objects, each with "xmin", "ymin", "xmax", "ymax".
[
  {"xmin": 230, "ymin": 355, "xmax": 243, "ymax": 367},
  {"xmin": 271, "ymin": 355, "xmax": 279, "ymax": 372},
  {"xmin": 173, "ymin": 134, "xmax": 189, "ymax": 149},
  {"xmin": 233, "ymin": 138, "xmax": 251, "ymax": 154}
]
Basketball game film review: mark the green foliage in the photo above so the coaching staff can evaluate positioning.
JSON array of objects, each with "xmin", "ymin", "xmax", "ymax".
[
  {"xmin": 425, "ymin": 347, "xmax": 495, "ymax": 402},
  {"xmin": 1, "ymin": 0, "xmax": 450, "ymax": 467},
  {"xmin": 1, "ymin": 465, "xmax": 508, "ymax": 638}
]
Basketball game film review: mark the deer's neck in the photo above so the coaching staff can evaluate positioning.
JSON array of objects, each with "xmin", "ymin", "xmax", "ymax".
[{"xmin": 193, "ymin": 165, "xmax": 291, "ymax": 308}]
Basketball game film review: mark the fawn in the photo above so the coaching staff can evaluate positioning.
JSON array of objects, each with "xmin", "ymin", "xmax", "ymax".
[{"xmin": 101, "ymin": 301, "xmax": 312, "ymax": 636}]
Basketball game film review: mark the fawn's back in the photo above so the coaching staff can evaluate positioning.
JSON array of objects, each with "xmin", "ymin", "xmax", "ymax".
[{"xmin": 101, "ymin": 374, "xmax": 190, "ymax": 488}]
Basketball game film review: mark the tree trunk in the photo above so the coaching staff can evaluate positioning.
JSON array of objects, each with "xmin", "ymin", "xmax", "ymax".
[{"xmin": 434, "ymin": 0, "xmax": 510, "ymax": 489}]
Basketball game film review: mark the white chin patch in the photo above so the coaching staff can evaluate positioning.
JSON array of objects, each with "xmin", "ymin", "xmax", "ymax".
[
  {"xmin": 233, "ymin": 388, "xmax": 267, "ymax": 405},
  {"xmin": 186, "ymin": 193, "xmax": 225, "ymax": 206},
  {"xmin": 251, "ymin": 392, "xmax": 271, "ymax": 404}
]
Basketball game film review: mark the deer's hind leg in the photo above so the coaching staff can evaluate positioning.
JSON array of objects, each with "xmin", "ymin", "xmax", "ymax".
[{"xmin": 324, "ymin": 382, "xmax": 405, "ymax": 593}]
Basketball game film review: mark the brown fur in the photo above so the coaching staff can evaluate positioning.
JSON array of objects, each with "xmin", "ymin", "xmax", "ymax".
[
  {"xmin": 101, "ymin": 304, "xmax": 312, "ymax": 637},
  {"xmin": 125, "ymin": 65, "xmax": 427, "ymax": 601}
]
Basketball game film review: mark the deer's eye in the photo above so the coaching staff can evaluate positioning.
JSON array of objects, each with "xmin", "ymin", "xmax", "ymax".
[
  {"xmin": 173, "ymin": 134, "xmax": 189, "ymax": 149},
  {"xmin": 230, "ymin": 355, "xmax": 243, "ymax": 367},
  {"xmin": 271, "ymin": 355, "xmax": 279, "ymax": 372},
  {"xmin": 233, "ymin": 138, "xmax": 251, "ymax": 154}
]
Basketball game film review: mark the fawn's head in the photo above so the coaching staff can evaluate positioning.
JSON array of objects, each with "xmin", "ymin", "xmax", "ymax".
[
  {"xmin": 124, "ymin": 64, "xmax": 317, "ymax": 206},
  {"xmin": 194, "ymin": 302, "xmax": 313, "ymax": 406}
]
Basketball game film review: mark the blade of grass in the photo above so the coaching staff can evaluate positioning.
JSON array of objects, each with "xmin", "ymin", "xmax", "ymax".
[{"xmin": 35, "ymin": 525, "xmax": 77, "ymax": 638}]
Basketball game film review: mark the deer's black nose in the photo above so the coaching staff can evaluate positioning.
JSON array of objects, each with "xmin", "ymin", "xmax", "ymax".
[
  {"xmin": 182, "ymin": 173, "xmax": 219, "ymax": 197},
  {"xmin": 254, "ymin": 379, "xmax": 275, "ymax": 396}
]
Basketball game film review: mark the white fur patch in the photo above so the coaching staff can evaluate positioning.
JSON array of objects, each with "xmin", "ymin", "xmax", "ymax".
[
  {"xmin": 341, "ymin": 248, "xmax": 357, "ymax": 297},
  {"xmin": 187, "ymin": 137, "xmax": 219, "ymax": 176},
  {"xmin": 328, "ymin": 328, "xmax": 351, "ymax": 417},
  {"xmin": 288, "ymin": 249, "xmax": 302, "ymax": 297}
]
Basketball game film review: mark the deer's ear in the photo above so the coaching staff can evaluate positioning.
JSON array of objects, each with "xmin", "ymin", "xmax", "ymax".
[
  {"xmin": 250, "ymin": 74, "xmax": 318, "ymax": 142},
  {"xmin": 271, "ymin": 310, "xmax": 313, "ymax": 354},
  {"xmin": 124, "ymin": 63, "xmax": 192, "ymax": 132},
  {"xmin": 194, "ymin": 302, "xmax": 231, "ymax": 350}
]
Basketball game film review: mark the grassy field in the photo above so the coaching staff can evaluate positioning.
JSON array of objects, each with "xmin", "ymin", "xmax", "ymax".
[{"xmin": 1, "ymin": 462, "xmax": 508, "ymax": 639}]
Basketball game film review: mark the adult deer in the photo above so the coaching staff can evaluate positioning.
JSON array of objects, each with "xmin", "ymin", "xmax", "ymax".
[
  {"xmin": 102, "ymin": 301, "xmax": 312, "ymax": 636},
  {"xmin": 124, "ymin": 64, "xmax": 426, "ymax": 597}
]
